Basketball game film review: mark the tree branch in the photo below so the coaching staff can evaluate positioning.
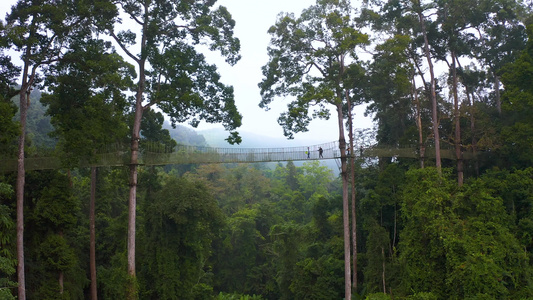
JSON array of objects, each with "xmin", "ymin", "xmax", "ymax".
[
  {"xmin": 120, "ymin": 2, "xmax": 144, "ymax": 26},
  {"xmin": 109, "ymin": 30, "xmax": 140, "ymax": 64}
]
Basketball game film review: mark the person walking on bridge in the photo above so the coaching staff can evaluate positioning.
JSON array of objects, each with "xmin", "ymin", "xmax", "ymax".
[{"xmin": 318, "ymin": 147, "xmax": 323, "ymax": 158}]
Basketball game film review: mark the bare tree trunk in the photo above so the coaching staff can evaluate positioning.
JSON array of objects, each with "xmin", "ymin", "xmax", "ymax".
[
  {"xmin": 466, "ymin": 90, "xmax": 479, "ymax": 176},
  {"xmin": 90, "ymin": 166, "xmax": 98, "ymax": 300},
  {"xmin": 59, "ymin": 230, "xmax": 64, "ymax": 294},
  {"xmin": 417, "ymin": 7, "xmax": 441, "ymax": 173},
  {"xmin": 336, "ymin": 102, "xmax": 351, "ymax": 300},
  {"xmin": 494, "ymin": 74, "xmax": 501, "ymax": 115},
  {"xmin": 350, "ymin": 165, "xmax": 357, "ymax": 290},
  {"xmin": 16, "ymin": 89, "xmax": 28, "ymax": 300},
  {"xmin": 125, "ymin": 6, "xmax": 148, "ymax": 298},
  {"xmin": 381, "ymin": 247, "xmax": 386, "ymax": 293},
  {"xmin": 59, "ymin": 271, "xmax": 64, "ymax": 294},
  {"xmin": 346, "ymin": 91, "xmax": 357, "ymax": 291},
  {"xmin": 16, "ymin": 47, "xmax": 36, "ymax": 299},
  {"xmin": 127, "ymin": 87, "xmax": 144, "ymax": 300},
  {"xmin": 451, "ymin": 51, "xmax": 463, "ymax": 186},
  {"xmin": 412, "ymin": 74, "xmax": 425, "ymax": 168},
  {"xmin": 392, "ymin": 201, "xmax": 397, "ymax": 252}
]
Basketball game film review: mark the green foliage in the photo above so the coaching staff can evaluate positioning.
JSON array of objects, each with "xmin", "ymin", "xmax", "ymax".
[
  {"xmin": 17, "ymin": 170, "xmax": 86, "ymax": 299},
  {"xmin": 0, "ymin": 92, "xmax": 18, "ymax": 156},
  {"xmin": 0, "ymin": 188, "xmax": 16, "ymax": 300},
  {"xmin": 33, "ymin": 278, "xmax": 72, "ymax": 300},
  {"xmin": 187, "ymin": 164, "xmax": 272, "ymax": 214},
  {"xmin": 398, "ymin": 167, "xmax": 533, "ymax": 299},
  {"xmin": 290, "ymin": 256, "xmax": 344, "ymax": 299},
  {"xmin": 363, "ymin": 222, "xmax": 390, "ymax": 293},
  {"xmin": 214, "ymin": 207, "xmax": 266, "ymax": 295},
  {"xmin": 215, "ymin": 292, "xmax": 264, "ymax": 300},
  {"xmin": 33, "ymin": 172, "xmax": 79, "ymax": 230},
  {"xmin": 41, "ymin": 38, "xmax": 133, "ymax": 166},
  {"xmin": 38, "ymin": 234, "xmax": 76, "ymax": 272},
  {"xmin": 99, "ymin": 251, "xmax": 130, "ymax": 299},
  {"xmin": 500, "ymin": 25, "xmax": 533, "ymax": 168},
  {"xmin": 92, "ymin": 167, "xmax": 130, "ymax": 264},
  {"xmin": 140, "ymin": 174, "xmax": 224, "ymax": 299},
  {"xmin": 367, "ymin": 35, "xmax": 414, "ymax": 146},
  {"xmin": 404, "ymin": 292, "xmax": 438, "ymax": 300},
  {"xmin": 298, "ymin": 161, "xmax": 334, "ymax": 199},
  {"xmin": 364, "ymin": 293, "xmax": 391, "ymax": 300}
]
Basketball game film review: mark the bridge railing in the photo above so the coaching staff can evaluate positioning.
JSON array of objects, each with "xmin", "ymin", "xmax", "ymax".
[
  {"xmin": 0, "ymin": 141, "xmax": 475, "ymax": 173},
  {"xmin": 142, "ymin": 141, "xmax": 340, "ymax": 165}
]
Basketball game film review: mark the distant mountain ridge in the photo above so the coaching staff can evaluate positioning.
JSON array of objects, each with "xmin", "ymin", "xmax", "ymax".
[{"xmin": 196, "ymin": 127, "xmax": 329, "ymax": 149}]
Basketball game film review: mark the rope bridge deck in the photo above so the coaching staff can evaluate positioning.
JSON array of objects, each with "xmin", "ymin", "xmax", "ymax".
[{"xmin": 0, "ymin": 141, "xmax": 472, "ymax": 173}]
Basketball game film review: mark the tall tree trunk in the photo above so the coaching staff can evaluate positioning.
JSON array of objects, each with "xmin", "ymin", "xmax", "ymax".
[
  {"xmin": 417, "ymin": 7, "xmax": 441, "ymax": 173},
  {"xmin": 381, "ymin": 247, "xmax": 386, "ymax": 293},
  {"xmin": 126, "ymin": 6, "xmax": 148, "ymax": 298},
  {"xmin": 90, "ymin": 166, "xmax": 98, "ymax": 300},
  {"xmin": 392, "ymin": 202, "xmax": 397, "ymax": 251},
  {"xmin": 494, "ymin": 74, "xmax": 501, "ymax": 115},
  {"xmin": 16, "ymin": 46, "xmax": 36, "ymax": 299},
  {"xmin": 127, "ymin": 82, "xmax": 144, "ymax": 300},
  {"xmin": 451, "ymin": 51, "xmax": 463, "ymax": 186},
  {"xmin": 59, "ymin": 229, "xmax": 64, "ymax": 294},
  {"xmin": 336, "ymin": 101, "xmax": 351, "ymax": 300},
  {"xmin": 59, "ymin": 272, "xmax": 64, "ymax": 294},
  {"xmin": 412, "ymin": 75, "xmax": 425, "ymax": 168},
  {"xmin": 16, "ymin": 89, "xmax": 28, "ymax": 300},
  {"xmin": 345, "ymin": 90, "xmax": 357, "ymax": 291},
  {"xmin": 466, "ymin": 89, "xmax": 479, "ymax": 176}
]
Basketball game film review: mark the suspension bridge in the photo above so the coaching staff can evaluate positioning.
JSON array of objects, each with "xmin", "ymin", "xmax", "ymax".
[{"xmin": 0, "ymin": 141, "xmax": 473, "ymax": 173}]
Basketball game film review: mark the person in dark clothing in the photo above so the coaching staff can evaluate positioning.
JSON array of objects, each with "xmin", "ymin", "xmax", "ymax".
[{"xmin": 318, "ymin": 147, "xmax": 323, "ymax": 158}]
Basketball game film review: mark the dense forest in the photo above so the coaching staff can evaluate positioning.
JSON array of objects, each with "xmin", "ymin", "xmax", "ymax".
[{"xmin": 1, "ymin": 0, "xmax": 533, "ymax": 299}]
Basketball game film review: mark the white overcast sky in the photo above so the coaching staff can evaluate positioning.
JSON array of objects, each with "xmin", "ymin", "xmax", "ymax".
[{"xmin": 1, "ymin": 0, "xmax": 374, "ymax": 146}]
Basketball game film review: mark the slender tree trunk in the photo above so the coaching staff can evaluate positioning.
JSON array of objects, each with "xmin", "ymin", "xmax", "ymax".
[
  {"xmin": 350, "ymin": 163, "xmax": 357, "ymax": 290},
  {"xmin": 127, "ymin": 83, "xmax": 144, "ymax": 299},
  {"xmin": 336, "ymin": 101, "xmax": 351, "ymax": 300},
  {"xmin": 59, "ymin": 229, "xmax": 64, "ymax": 294},
  {"xmin": 381, "ymin": 247, "xmax": 386, "ymax": 293},
  {"xmin": 392, "ymin": 199, "xmax": 397, "ymax": 252},
  {"xmin": 494, "ymin": 74, "xmax": 501, "ymax": 115},
  {"xmin": 16, "ymin": 47, "xmax": 35, "ymax": 299},
  {"xmin": 451, "ymin": 51, "xmax": 463, "ymax": 186},
  {"xmin": 59, "ymin": 271, "xmax": 64, "ymax": 294},
  {"xmin": 417, "ymin": 8, "xmax": 441, "ymax": 173},
  {"xmin": 412, "ymin": 75, "xmax": 425, "ymax": 168},
  {"xmin": 345, "ymin": 90, "xmax": 357, "ymax": 291},
  {"xmin": 126, "ymin": 6, "xmax": 148, "ymax": 298},
  {"xmin": 90, "ymin": 166, "xmax": 98, "ymax": 300},
  {"xmin": 466, "ymin": 89, "xmax": 479, "ymax": 176},
  {"xmin": 16, "ymin": 89, "xmax": 28, "ymax": 300}
]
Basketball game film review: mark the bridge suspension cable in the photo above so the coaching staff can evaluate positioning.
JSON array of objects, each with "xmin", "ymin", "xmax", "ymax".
[{"xmin": 0, "ymin": 140, "xmax": 471, "ymax": 173}]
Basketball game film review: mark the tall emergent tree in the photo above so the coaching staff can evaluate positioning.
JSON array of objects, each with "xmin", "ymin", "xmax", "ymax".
[
  {"xmin": 378, "ymin": 0, "xmax": 443, "ymax": 171},
  {"xmin": 99, "ymin": 0, "xmax": 242, "ymax": 296},
  {"xmin": 2, "ymin": 0, "xmax": 90, "ymax": 297},
  {"xmin": 259, "ymin": 0, "xmax": 368, "ymax": 297}
]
